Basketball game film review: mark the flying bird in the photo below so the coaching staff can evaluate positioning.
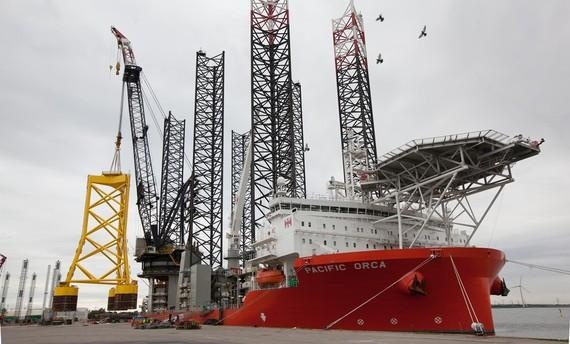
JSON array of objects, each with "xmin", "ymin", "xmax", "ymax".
[
  {"xmin": 418, "ymin": 25, "xmax": 427, "ymax": 39},
  {"xmin": 376, "ymin": 53, "xmax": 383, "ymax": 64},
  {"xmin": 376, "ymin": 14, "xmax": 384, "ymax": 22}
]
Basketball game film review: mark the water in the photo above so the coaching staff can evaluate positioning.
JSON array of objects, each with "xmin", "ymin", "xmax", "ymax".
[{"xmin": 493, "ymin": 307, "xmax": 570, "ymax": 340}]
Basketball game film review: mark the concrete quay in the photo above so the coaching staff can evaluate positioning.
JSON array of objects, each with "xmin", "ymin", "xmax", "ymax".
[{"xmin": 1, "ymin": 322, "xmax": 561, "ymax": 344}]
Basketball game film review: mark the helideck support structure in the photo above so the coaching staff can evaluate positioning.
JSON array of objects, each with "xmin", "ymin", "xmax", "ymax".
[
  {"xmin": 332, "ymin": 1, "xmax": 378, "ymax": 199},
  {"xmin": 362, "ymin": 130, "xmax": 542, "ymax": 249}
]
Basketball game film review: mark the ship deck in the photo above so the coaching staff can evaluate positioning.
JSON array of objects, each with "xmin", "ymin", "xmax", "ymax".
[{"xmin": 1, "ymin": 322, "xmax": 559, "ymax": 344}]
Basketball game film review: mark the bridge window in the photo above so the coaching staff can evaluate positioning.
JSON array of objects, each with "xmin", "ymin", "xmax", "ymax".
[
  {"xmin": 345, "ymin": 242, "xmax": 349, "ymax": 247},
  {"xmin": 366, "ymin": 244, "xmax": 369, "ymax": 249},
  {"xmin": 353, "ymin": 243, "xmax": 356, "ymax": 248},
  {"xmin": 309, "ymin": 239, "xmax": 312, "ymax": 244},
  {"xmin": 323, "ymin": 223, "xmax": 326, "ymax": 229},
  {"xmin": 324, "ymin": 240, "xmax": 327, "ymax": 245},
  {"xmin": 333, "ymin": 241, "xmax": 337, "ymax": 246},
  {"xmin": 302, "ymin": 238, "xmax": 306, "ymax": 244},
  {"xmin": 332, "ymin": 224, "xmax": 336, "ymax": 230},
  {"xmin": 308, "ymin": 222, "xmax": 311, "ymax": 227},
  {"xmin": 301, "ymin": 221, "xmax": 305, "ymax": 227}
]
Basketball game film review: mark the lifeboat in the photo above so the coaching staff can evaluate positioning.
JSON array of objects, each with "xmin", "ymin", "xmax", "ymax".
[
  {"xmin": 256, "ymin": 268, "xmax": 285, "ymax": 288},
  {"xmin": 490, "ymin": 276, "xmax": 510, "ymax": 296}
]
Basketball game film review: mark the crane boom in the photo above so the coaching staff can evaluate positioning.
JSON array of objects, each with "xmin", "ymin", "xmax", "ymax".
[
  {"xmin": 227, "ymin": 136, "xmax": 252, "ymax": 271},
  {"xmin": 111, "ymin": 26, "xmax": 159, "ymax": 245}
]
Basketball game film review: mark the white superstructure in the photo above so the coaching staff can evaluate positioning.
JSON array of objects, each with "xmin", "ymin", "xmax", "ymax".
[{"xmin": 250, "ymin": 195, "xmax": 468, "ymax": 285}]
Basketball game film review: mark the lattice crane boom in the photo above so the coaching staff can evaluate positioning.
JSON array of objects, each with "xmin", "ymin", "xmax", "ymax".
[
  {"xmin": 332, "ymin": 2, "xmax": 378, "ymax": 200},
  {"xmin": 111, "ymin": 26, "xmax": 159, "ymax": 246}
]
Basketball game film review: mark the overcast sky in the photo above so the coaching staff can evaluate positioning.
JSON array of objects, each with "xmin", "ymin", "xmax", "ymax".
[{"xmin": 0, "ymin": 0, "xmax": 569, "ymax": 312}]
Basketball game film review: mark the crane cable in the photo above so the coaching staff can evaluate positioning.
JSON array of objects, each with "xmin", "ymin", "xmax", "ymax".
[
  {"xmin": 109, "ymin": 81, "xmax": 126, "ymax": 173},
  {"xmin": 112, "ymin": 43, "xmax": 192, "ymax": 171},
  {"xmin": 140, "ymin": 71, "xmax": 192, "ymax": 170},
  {"xmin": 140, "ymin": 86, "xmax": 163, "ymax": 139}
]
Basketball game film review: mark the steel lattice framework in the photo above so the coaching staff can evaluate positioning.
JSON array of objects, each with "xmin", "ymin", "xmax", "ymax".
[
  {"xmin": 124, "ymin": 64, "xmax": 159, "ymax": 244},
  {"xmin": 363, "ymin": 130, "xmax": 541, "ymax": 248},
  {"xmin": 292, "ymin": 82, "xmax": 307, "ymax": 198},
  {"xmin": 332, "ymin": 1, "xmax": 377, "ymax": 199},
  {"xmin": 192, "ymin": 51, "xmax": 225, "ymax": 270},
  {"xmin": 0, "ymin": 272, "xmax": 9, "ymax": 312},
  {"xmin": 63, "ymin": 174, "xmax": 133, "ymax": 285},
  {"xmin": 112, "ymin": 27, "xmax": 159, "ymax": 246},
  {"xmin": 250, "ymin": 0, "xmax": 300, "ymax": 233},
  {"xmin": 159, "ymin": 112, "xmax": 186, "ymax": 247},
  {"xmin": 14, "ymin": 259, "xmax": 28, "ymax": 321},
  {"xmin": 231, "ymin": 130, "xmax": 253, "ymax": 267},
  {"xmin": 25, "ymin": 273, "xmax": 37, "ymax": 318}
]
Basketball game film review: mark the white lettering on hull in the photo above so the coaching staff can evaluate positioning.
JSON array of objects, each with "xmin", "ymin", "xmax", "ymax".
[{"xmin": 304, "ymin": 261, "xmax": 386, "ymax": 274}]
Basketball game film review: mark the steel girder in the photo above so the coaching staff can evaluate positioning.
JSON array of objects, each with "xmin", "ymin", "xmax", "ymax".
[
  {"xmin": 231, "ymin": 130, "xmax": 253, "ymax": 267},
  {"xmin": 365, "ymin": 130, "xmax": 541, "ymax": 247},
  {"xmin": 159, "ymin": 112, "xmax": 186, "ymax": 247},
  {"xmin": 292, "ymin": 82, "xmax": 307, "ymax": 198},
  {"xmin": 192, "ymin": 51, "xmax": 225, "ymax": 270},
  {"xmin": 123, "ymin": 65, "xmax": 159, "ymax": 245},
  {"xmin": 332, "ymin": 2, "xmax": 377, "ymax": 198},
  {"xmin": 250, "ymin": 0, "xmax": 299, "ymax": 235}
]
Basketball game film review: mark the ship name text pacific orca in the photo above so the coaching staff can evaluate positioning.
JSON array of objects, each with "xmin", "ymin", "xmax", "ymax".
[{"xmin": 304, "ymin": 261, "xmax": 386, "ymax": 274}]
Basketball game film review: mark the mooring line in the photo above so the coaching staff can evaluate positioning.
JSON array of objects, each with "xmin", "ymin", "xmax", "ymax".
[{"xmin": 325, "ymin": 254, "xmax": 436, "ymax": 330}]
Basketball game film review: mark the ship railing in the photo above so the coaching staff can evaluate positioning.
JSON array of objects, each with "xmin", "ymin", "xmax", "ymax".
[
  {"xmin": 377, "ymin": 129, "xmax": 511, "ymax": 164},
  {"xmin": 305, "ymin": 193, "xmax": 340, "ymax": 201}
]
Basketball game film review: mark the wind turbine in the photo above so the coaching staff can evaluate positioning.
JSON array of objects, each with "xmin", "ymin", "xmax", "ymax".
[{"xmin": 511, "ymin": 276, "xmax": 530, "ymax": 308}]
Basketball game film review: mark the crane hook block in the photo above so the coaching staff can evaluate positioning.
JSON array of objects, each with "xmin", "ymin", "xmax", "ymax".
[{"xmin": 115, "ymin": 61, "xmax": 121, "ymax": 75}]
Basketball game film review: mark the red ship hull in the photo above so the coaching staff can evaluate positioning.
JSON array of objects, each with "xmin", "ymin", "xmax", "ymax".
[{"xmin": 176, "ymin": 247, "xmax": 505, "ymax": 333}]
